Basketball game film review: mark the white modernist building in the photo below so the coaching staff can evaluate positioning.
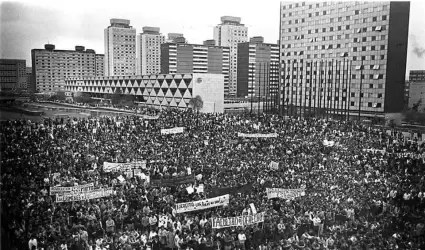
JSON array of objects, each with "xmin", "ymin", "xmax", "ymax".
[
  {"xmin": 65, "ymin": 73, "xmax": 224, "ymax": 113},
  {"xmin": 104, "ymin": 19, "xmax": 137, "ymax": 76},
  {"xmin": 137, "ymin": 27, "xmax": 165, "ymax": 75},
  {"xmin": 213, "ymin": 16, "xmax": 248, "ymax": 97}
]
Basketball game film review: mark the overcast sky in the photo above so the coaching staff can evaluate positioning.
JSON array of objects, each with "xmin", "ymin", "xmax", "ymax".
[{"xmin": 1, "ymin": 0, "xmax": 424, "ymax": 78}]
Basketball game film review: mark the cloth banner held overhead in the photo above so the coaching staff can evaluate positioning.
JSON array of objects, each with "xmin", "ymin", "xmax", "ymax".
[
  {"xmin": 237, "ymin": 132, "xmax": 278, "ymax": 138},
  {"xmin": 161, "ymin": 127, "xmax": 184, "ymax": 135},
  {"xmin": 150, "ymin": 175, "xmax": 195, "ymax": 187},
  {"xmin": 50, "ymin": 183, "xmax": 94, "ymax": 195},
  {"xmin": 103, "ymin": 161, "xmax": 146, "ymax": 173},
  {"xmin": 269, "ymin": 161, "xmax": 279, "ymax": 170},
  {"xmin": 266, "ymin": 188, "xmax": 305, "ymax": 200},
  {"xmin": 176, "ymin": 194, "xmax": 229, "ymax": 213},
  {"xmin": 211, "ymin": 212, "xmax": 265, "ymax": 229},
  {"xmin": 210, "ymin": 183, "xmax": 253, "ymax": 197},
  {"xmin": 323, "ymin": 140, "xmax": 335, "ymax": 147},
  {"xmin": 55, "ymin": 187, "xmax": 113, "ymax": 203}
]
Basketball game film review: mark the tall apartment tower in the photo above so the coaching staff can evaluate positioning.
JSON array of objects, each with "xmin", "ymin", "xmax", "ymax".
[
  {"xmin": 409, "ymin": 70, "xmax": 425, "ymax": 82},
  {"xmin": 160, "ymin": 42, "xmax": 229, "ymax": 88},
  {"xmin": 137, "ymin": 27, "xmax": 165, "ymax": 75},
  {"xmin": 214, "ymin": 16, "xmax": 248, "ymax": 96},
  {"xmin": 0, "ymin": 59, "xmax": 27, "ymax": 91},
  {"xmin": 279, "ymin": 1, "xmax": 410, "ymax": 117},
  {"xmin": 95, "ymin": 54, "xmax": 105, "ymax": 77},
  {"xmin": 166, "ymin": 33, "xmax": 186, "ymax": 43},
  {"xmin": 237, "ymin": 37, "xmax": 280, "ymax": 98},
  {"xmin": 31, "ymin": 44, "xmax": 103, "ymax": 92},
  {"xmin": 104, "ymin": 19, "xmax": 136, "ymax": 76}
]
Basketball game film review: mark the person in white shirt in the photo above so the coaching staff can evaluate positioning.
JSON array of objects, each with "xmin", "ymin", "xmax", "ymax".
[
  {"xmin": 238, "ymin": 231, "xmax": 246, "ymax": 249},
  {"xmin": 28, "ymin": 236, "xmax": 37, "ymax": 250}
]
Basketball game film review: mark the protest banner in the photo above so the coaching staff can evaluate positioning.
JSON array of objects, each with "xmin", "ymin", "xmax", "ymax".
[
  {"xmin": 175, "ymin": 194, "xmax": 229, "ymax": 213},
  {"xmin": 269, "ymin": 161, "xmax": 279, "ymax": 170},
  {"xmin": 142, "ymin": 114, "xmax": 160, "ymax": 120},
  {"xmin": 103, "ymin": 161, "xmax": 146, "ymax": 173},
  {"xmin": 210, "ymin": 183, "xmax": 253, "ymax": 197},
  {"xmin": 266, "ymin": 188, "xmax": 305, "ymax": 200},
  {"xmin": 323, "ymin": 140, "xmax": 335, "ymax": 147},
  {"xmin": 161, "ymin": 127, "xmax": 184, "ymax": 135},
  {"xmin": 211, "ymin": 212, "xmax": 265, "ymax": 229},
  {"xmin": 237, "ymin": 132, "xmax": 278, "ymax": 138},
  {"xmin": 49, "ymin": 183, "xmax": 94, "ymax": 195},
  {"xmin": 56, "ymin": 187, "xmax": 113, "ymax": 203},
  {"xmin": 150, "ymin": 175, "xmax": 195, "ymax": 187}
]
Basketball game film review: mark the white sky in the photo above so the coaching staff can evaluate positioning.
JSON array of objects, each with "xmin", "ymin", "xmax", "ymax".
[{"xmin": 1, "ymin": 0, "xmax": 424, "ymax": 78}]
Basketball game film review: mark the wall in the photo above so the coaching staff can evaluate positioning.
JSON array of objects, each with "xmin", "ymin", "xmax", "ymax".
[{"xmin": 192, "ymin": 73, "xmax": 224, "ymax": 113}]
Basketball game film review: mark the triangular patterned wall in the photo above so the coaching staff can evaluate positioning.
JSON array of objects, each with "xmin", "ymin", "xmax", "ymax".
[{"xmin": 65, "ymin": 74, "xmax": 194, "ymax": 108}]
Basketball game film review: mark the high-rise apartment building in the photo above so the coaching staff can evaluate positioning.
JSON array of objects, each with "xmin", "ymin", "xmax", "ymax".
[
  {"xmin": 26, "ymin": 67, "xmax": 32, "ymax": 91},
  {"xmin": 237, "ymin": 36, "xmax": 279, "ymax": 98},
  {"xmin": 0, "ymin": 59, "xmax": 27, "ymax": 91},
  {"xmin": 160, "ymin": 42, "xmax": 229, "ymax": 90},
  {"xmin": 31, "ymin": 44, "xmax": 104, "ymax": 92},
  {"xmin": 104, "ymin": 18, "xmax": 136, "ymax": 76},
  {"xmin": 137, "ymin": 27, "xmax": 165, "ymax": 75},
  {"xmin": 279, "ymin": 1, "xmax": 410, "ymax": 117},
  {"xmin": 409, "ymin": 70, "xmax": 425, "ymax": 82},
  {"xmin": 214, "ymin": 16, "xmax": 248, "ymax": 96},
  {"xmin": 166, "ymin": 33, "xmax": 186, "ymax": 43},
  {"xmin": 95, "ymin": 54, "xmax": 104, "ymax": 77}
]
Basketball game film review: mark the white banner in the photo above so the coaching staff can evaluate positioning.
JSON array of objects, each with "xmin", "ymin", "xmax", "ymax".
[
  {"xmin": 55, "ymin": 187, "xmax": 113, "ymax": 203},
  {"xmin": 161, "ymin": 127, "xmax": 184, "ymax": 135},
  {"xmin": 103, "ymin": 161, "xmax": 146, "ymax": 173},
  {"xmin": 266, "ymin": 188, "xmax": 305, "ymax": 200},
  {"xmin": 211, "ymin": 212, "xmax": 265, "ymax": 229},
  {"xmin": 269, "ymin": 161, "xmax": 279, "ymax": 170},
  {"xmin": 49, "ymin": 183, "xmax": 94, "ymax": 195},
  {"xmin": 175, "ymin": 195, "xmax": 229, "ymax": 213},
  {"xmin": 237, "ymin": 132, "xmax": 278, "ymax": 138}
]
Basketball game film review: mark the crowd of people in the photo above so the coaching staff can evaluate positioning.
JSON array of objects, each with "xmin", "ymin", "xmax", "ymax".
[{"xmin": 1, "ymin": 107, "xmax": 425, "ymax": 250}]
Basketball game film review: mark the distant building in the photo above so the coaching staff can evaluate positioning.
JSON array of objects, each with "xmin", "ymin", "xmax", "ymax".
[
  {"xmin": 31, "ymin": 44, "xmax": 103, "ymax": 92},
  {"xmin": 214, "ymin": 16, "xmax": 249, "ymax": 96},
  {"xmin": 404, "ymin": 80, "xmax": 410, "ymax": 110},
  {"xmin": 408, "ymin": 82, "xmax": 425, "ymax": 111},
  {"xmin": 167, "ymin": 33, "xmax": 186, "ymax": 43},
  {"xmin": 0, "ymin": 59, "xmax": 27, "ymax": 91},
  {"xmin": 409, "ymin": 70, "xmax": 425, "ymax": 82},
  {"xmin": 26, "ymin": 67, "xmax": 32, "ymax": 91},
  {"xmin": 65, "ymin": 73, "xmax": 225, "ymax": 113},
  {"xmin": 236, "ymin": 37, "xmax": 279, "ymax": 98},
  {"xmin": 160, "ymin": 42, "xmax": 229, "ymax": 91},
  {"xmin": 95, "ymin": 54, "xmax": 105, "ymax": 77},
  {"xmin": 279, "ymin": 1, "xmax": 410, "ymax": 117},
  {"xmin": 137, "ymin": 27, "xmax": 165, "ymax": 75},
  {"xmin": 104, "ymin": 18, "xmax": 136, "ymax": 76}
]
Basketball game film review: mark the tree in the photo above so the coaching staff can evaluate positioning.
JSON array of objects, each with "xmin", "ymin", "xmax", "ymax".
[
  {"xmin": 111, "ymin": 88, "xmax": 123, "ymax": 105},
  {"xmin": 189, "ymin": 95, "xmax": 203, "ymax": 113}
]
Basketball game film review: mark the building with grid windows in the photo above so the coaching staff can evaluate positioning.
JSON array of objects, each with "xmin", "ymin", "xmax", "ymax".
[
  {"xmin": 236, "ymin": 36, "xmax": 279, "ymax": 99},
  {"xmin": 0, "ymin": 59, "xmax": 27, "ymax": 91},
  {"xmin": 95, "ymin": 54, "xmax": 104, "ymax": 77},
  {"xmin": 166, "ymin": 33, "xmax": 186, "ymax": 43},
  {"xmin": 279, "ymin": 1, "xmax": 410, "ymax": 117},
  {"xmin": 214, "ymin": 16, "xmax": 248, "ymax": 97},
  {"xmin": 31, "ymin": 44, "xmax": 104, "ymax": 92},
  {"xmin": 137, "ymin": 27, "xmax": 165, "ymax": 75},
  {"xmin": 104, "ymin": 19, "xmax": 137, "ymax": 76},
  {"xmin": 409, "ymin": 70, "xmax": 425, "ymax": 82},
  {"xmin": 160, "ymin": 42, "xmax": 229, "ymax": 91}
]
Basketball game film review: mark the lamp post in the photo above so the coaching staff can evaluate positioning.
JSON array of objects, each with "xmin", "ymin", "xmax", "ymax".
[{"xmin": 358, "ymin": 59, "xmax": 364, "ymax": 121}]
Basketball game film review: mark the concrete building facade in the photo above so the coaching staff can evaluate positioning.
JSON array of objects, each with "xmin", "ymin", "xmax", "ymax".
[
  {"xmin": 409, "ymin": 70, "xmax": 425, "ymax": 82},
  {"xmin": 0, "ymin": 59, "xmax": 27, "ymax": 91},
  {"xmin": 104, "ymin": 19, "xmax": 136, "ymax": 76},
  {"xmin": 137, "ymin": 27, "xmax": 165, "ymax": 75},
  {"xmin": 236, "ymin": 37, "xmax": 279, "ymax": 98},
  {"xmin": 279, "ymin": 1, "xmax": 410, "ymax": 117},
  {"xmin": 214, "ymin": 16, "xmax": 248, "ymax": 96},
  {"xmin": 95, "ymin": 54, "xmax": 105, "ymax": 77},
  {"xmin": 408, "ymin": 82, "xmax": 425, "ymax": 112},
  {"xmin": 65, "ymin": 73, "xmax": 224, "ymax": 113},
  {"xmin": 160, "ymin": 43, "xmax": 230, "ymax": 91},
  {"xmin": 31, "ymin": 44, "xmax": 104, "ymax": 92}
]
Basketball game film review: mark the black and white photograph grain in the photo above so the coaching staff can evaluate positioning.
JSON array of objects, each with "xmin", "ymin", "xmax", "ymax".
[{"xmin": 1, "ymin": 0, "xmax": 425, "ymax": 249}]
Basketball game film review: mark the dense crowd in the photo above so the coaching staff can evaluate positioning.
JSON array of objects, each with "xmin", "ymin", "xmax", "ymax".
[{"xmin": 1, "ymin": 108, "xmax": 425, "ymax": 250}]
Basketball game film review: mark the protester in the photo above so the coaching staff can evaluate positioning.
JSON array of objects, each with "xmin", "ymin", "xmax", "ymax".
[{"xmin": 1, "ymin": 108, "xmax": 425, "ymax": 250}]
